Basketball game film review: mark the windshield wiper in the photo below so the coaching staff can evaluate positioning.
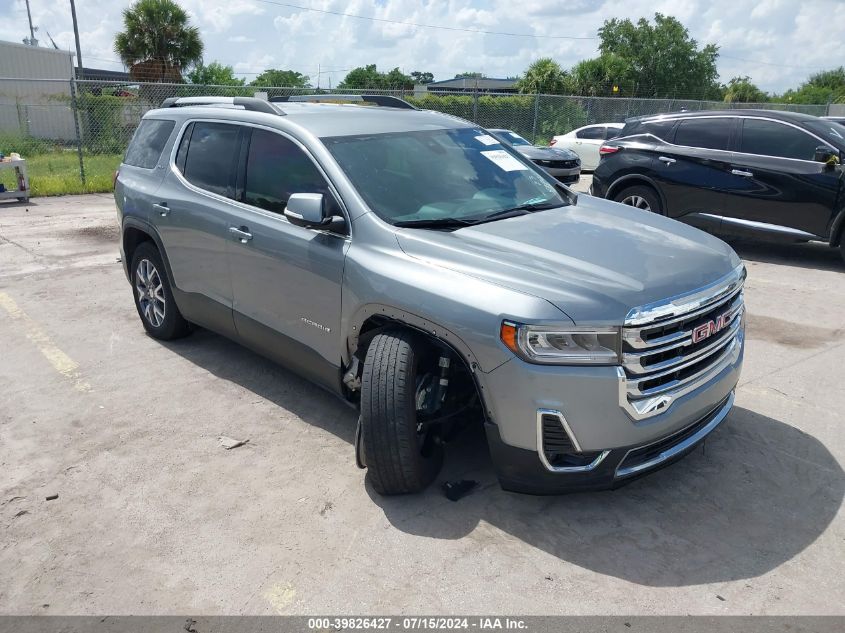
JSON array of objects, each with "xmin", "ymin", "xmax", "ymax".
[
  {"xmin": 467, "ymin": 201, "xmax": 562, "ymax": 224},
  {"xmin": 393, "ymin": 201, "xmax": 563, "ymax": 230},
  {"xmin": 393, "ymin": 217, "xmax": 475, "ymax": 229}
]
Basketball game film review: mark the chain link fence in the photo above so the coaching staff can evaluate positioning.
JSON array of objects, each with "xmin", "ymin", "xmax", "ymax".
[{"xmin": 0, "ymin": 77, "xmax": 832, "ymax": 195}]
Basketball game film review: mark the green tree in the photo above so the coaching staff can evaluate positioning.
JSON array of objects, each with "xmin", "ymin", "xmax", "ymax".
[
  {"xmin": 187, "ymin": 61, "xmax": 244, "ymax": 86},
  {"xmin": 568, "ymin": 53, "xmax": 632, "ymax": 96},
  {"xmin": 455, "ymin": 72, "xmax": 484, "ymax": 79},
  {"xmin": 516, "ymin": 58, "xmax": 569, "ymax": 94},
  {"xmin": 779, "ymin": 67, "xmax": 845, "ymax": 104},
  {"xmin": 383, "ymin": 68, "xmax": 414, "ymax": 89},
  {"xmin": 114, "ymin": 0, "xmax": 203, "ymax": 82},
  {"xmin": 338, "ymin": 65, "xmax": 413, "ymax": 90},
  {"xmin": 723, "ymin": 76, "xmax": 768, "ymax": 103},
  {"xmin": 411, "ymin": 71, "xmax": 434, "ymax": 84},
  {"xmin": 597, "ymin": 13, "xmax": 719, "ymax": 98},
  {"xmin": 249, "ymin": 69, "xmax": 311, "ymax": 88}
]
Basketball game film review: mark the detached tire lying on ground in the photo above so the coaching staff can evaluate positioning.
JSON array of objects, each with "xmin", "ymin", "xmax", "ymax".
[
  {"xmin": 614, "ymin": 185, "xmax": 663, "ymax": 215},
  {"xmin": 360, "ymin": 329, "xmax": 444, "ymax": 495},
  {"xmin": 129, "ymin": 241, "xmax": 191, "ymax": 341}
]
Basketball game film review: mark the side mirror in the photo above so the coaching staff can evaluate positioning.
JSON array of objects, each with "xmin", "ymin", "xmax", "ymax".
[
  {"xmin": 814, "ymin": 146, "xmax": 840, "ymax": 167},
  {"xmin": 284, "ymin": 193, "xmax": 346, "ymax": 233}
]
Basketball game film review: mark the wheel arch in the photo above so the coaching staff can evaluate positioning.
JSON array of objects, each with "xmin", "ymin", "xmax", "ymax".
[
  {"xmin": 830, "ymin": 208, "xmax": 845, "ymax": 247},
  {"xmin": 605, "ymin": 174, "xmax": 667, "ymax": 212},
  {"xmin": 122, "ymin": 218, "xmax": 177, "ymax": 286},
  {"xmin": 346, "ymin": 306, "xmax": 493, "ymax": 421}
]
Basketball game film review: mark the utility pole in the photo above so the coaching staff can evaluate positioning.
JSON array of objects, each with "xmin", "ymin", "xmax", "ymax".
[
  {"xmin": 24, "ymin": 0, "xmax": 38, "ymax": 46},
  {"xmin": 69, "ymin": 0, "xmax": 84, "ymax": 79},
  {"xmin": 317, "ymin": 63, "xmax": 320, "ymax": 90}
]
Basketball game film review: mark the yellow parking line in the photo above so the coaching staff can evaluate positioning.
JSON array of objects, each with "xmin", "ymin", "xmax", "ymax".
[
  {"xmin": 263, "ymin": 582, "xmax": 296, "ymax": 614},
  {"xmin": 0, "ymin": 292, "xmax": 92, "ymax": 392}
]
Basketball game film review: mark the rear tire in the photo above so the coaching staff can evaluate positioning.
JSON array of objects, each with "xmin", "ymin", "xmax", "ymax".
[
  {"xmin": 360, "ymin": 329, "xmax": 444, "ymax": 495},
  {"xmin": 614, "ymin": 185, "xmax": 663, "ymax": 215},
  {"xmin": 129, "ymin": 241, "xmax": 191, "ymax": 340}
]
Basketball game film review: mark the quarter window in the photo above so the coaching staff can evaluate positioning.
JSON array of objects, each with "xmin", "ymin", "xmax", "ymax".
[
  {"xmin": 674, "ymin": 118, "xmax": 733, "ymax": 151},
  {"xmin": 182, "ymin": 122, "xmax": 241, "ymax": 198},
  {"xmin": 124, "ymin": 119, "xmax": 175, "ymax": 169},
  {"xmin": 740, "ymin": 118, "xmax": 824, "ymax": 161},
  {"xmin": 576, "ymin": 126, "xmax": 605, "ymax": 140},
  {"xmin": 244, "ymin": 129, "xmax": 338, "ymax": 215},
  {"xmin": 640, "ymin": 120, "xmax": 676, "ymax": 141}
]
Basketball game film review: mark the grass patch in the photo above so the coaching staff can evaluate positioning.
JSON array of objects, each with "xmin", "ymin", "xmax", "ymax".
[{"xmin": 0, "ymin": 151, "xmax": 121, "ymax": 197}]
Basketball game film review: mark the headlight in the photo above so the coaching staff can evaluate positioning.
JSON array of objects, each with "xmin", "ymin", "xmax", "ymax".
[{"xmin": 500, "ymin": 321, "xmax": 621, "ymax": 365}]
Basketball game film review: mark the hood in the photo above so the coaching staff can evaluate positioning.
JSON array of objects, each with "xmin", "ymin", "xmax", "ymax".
[
  {"xmin": 517, "ymin": 145, "xmax": 579, "ymax": 161},
  {"xmin": 395, "ymin": 195, "xmax": 741, "ymax": 325}
]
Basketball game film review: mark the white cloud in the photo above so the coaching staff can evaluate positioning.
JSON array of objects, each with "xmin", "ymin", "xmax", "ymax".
[{"xmin": 0, "ymin": 0, "xmax": 840, "ymax": 92}]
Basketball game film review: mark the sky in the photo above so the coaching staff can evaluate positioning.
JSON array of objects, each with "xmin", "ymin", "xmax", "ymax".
[{"xmin": 2, "ymin": 0, "xmax": 844, "ymax": 92}]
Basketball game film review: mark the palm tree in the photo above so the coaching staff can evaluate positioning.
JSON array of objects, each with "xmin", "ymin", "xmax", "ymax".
[
  {"xmin": 114, "ymin": 0, "xmax": 203, "ymax": 82},
  {"xmin": 516, "ymin": 58, "xmax": 569, "ymax": 95}
]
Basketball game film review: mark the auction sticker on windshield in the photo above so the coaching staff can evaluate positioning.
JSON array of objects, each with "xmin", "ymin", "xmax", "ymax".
[
  {"xmin": 475, "ymin": 134, "xmax": 499, "ymax": 146},
  {"xmin": 481, "ymin": 149, "xmax": 529, "ymax": 171}
]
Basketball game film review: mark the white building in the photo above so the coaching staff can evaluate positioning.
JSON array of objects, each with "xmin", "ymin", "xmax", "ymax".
[{"xmin": 0, "ymin": 40, "xmax": 77, "ymax": 141}]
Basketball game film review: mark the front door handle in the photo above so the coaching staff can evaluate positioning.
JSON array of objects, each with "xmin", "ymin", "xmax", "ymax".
[
  {"xmin": 229, "ymin": 226, "xmax": 253, "ymax": 243},
  {"xmin": 658, "ymin": 156, "xmax": 676, "ymax": 165},
  {"xmin": 731, "ymin": 169, "xmax": 754, "ymax": 178},
  {"xmin": 153, "ymin": 202, "xmax": 170, "ymax": 217}
]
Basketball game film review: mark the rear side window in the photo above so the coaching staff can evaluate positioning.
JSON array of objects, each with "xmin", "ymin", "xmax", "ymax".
[
  {"xmin": 641, "ymin": 120, "xmax": 675, "ymax": 141},
  {"xmin": 740, "ymin": 119, "xmax": 822, "ymax": 161},
  {"xmin": 576, "ymin": 126, "xmax": 605, "ymax": 140},
  {"xmin": 244, "ymin": 128, "xmax": 338, "ymax": 215},
  {"xmin": 124, "ymin": 119, "xmax": 175, "ymax": 169},
  {"xmin": 175, "ymin": 122, "xmax": 194, "ymax": 173},
  {"xmin": 182, "ymin": 122, "xmax": 241, "ymax": 198},
  {"xmin": 606, "ymin": 126, "xmax": 624, "ymax": 140},
  {"xmin": 620, "ymin": 120, "xmax": 675, "ymax": 141},
  {"xmin": 674, "ymin": 118, "xmax": 733, "ymax": 150}
]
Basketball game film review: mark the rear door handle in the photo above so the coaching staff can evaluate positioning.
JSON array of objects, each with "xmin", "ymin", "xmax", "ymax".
[
  {"xmin": 658, "ymin": 156, "xmax": 676, "ymax": 165},
  {"xmin": 731, "ymin": 169, "xmax": 754, "ymax": 177},
  {"xmin": 229, "ymin": 226, "xmax": 253, "ymax": 243},
  {"xmin": 153, "ymin": 202, "xmax": 170, "ymax": 217}
]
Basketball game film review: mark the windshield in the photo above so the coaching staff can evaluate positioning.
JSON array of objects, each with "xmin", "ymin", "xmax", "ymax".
[
  {"xmin": 496, "ymin": 130, "xmax": 532, "ymax": 147},
  {"xmin": 805, "ymin": 120, "xmax": 845, "ymax": 148},
  {"xmin": 323, "ymin": 127, "xmax": 566, "ymax": 225}
]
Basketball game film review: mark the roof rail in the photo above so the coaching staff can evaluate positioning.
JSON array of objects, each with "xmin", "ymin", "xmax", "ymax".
[
  {"xmin": 270, "ymin": 94, "xmax": 417, "ymax": 110},
  {"xmin": 160, "ymin": 96, "xmax": 282, "ymax": 115}
]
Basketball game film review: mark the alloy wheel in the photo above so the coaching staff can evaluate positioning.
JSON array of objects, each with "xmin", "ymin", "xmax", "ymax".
[
  {"xmin": 135, "ymin": 258, "xmax": 166, "ymax": 327},
  {"xmin": 621, "ymin": 195, "xmax": 652, "ymax": 211}
]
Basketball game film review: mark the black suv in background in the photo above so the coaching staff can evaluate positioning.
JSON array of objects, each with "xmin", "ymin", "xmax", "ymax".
[{"xmin": 591, "ymin": 110, "xmax": 845, "ymax": 261}]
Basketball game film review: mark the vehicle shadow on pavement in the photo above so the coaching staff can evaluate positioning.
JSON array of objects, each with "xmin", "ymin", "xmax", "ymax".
[
  {"xmin": 161, "ymin": 328, "xmax": 358, "ymax": 445},
  {"xmin": 729, "ymin": 238, "xmax": 843, "ymax": 272},
  {"xmin": 369, "ymin": 406, "xmax": 844, "ymax": 587},
  {"xmin": 161, "ymin": 331, "xmax": 843, "ymax": 587}
]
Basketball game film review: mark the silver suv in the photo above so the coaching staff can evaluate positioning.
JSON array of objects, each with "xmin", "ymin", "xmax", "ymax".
[{"xmin": 115, "ymin": 96, "xmax": 745, "ymax": 495}]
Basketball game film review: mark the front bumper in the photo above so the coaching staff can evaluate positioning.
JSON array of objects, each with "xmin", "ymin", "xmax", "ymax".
[
  {"xmin": 486, "ymin": 391, "xmax": 735, "ymax": 494},
  {"xmin": 477, "ymin": 325, "xmax": 743, "ymax": 494},
  {"xmin": 536, "ymin": 164, "xmax": 580, "ymax": 184}
]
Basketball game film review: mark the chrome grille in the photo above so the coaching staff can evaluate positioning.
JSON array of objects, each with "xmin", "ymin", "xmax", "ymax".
[{"xmin": 619, "ymin": 266, "xmax": 746, "ymax": 419}]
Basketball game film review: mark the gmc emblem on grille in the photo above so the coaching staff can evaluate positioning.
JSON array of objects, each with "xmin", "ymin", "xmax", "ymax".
[{"xmin": 691, "ymin": 312, "xmax": 732, "ymax": 344}]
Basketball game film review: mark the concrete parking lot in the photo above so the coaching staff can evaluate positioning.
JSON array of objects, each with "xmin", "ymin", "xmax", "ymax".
[{"xmin": 1, "ymin": 190, "xmax": 843, "ymax": 615}]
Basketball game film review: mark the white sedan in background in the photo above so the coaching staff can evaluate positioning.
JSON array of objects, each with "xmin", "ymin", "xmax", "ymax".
[{"xmin": 549, "ymin": 123, "xmax": 625, "ymax": 170}]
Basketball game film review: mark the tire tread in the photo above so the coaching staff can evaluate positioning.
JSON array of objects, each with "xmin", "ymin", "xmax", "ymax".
[{"xmin": 361, "ymin": 329, "xmax": 441, "ymax": 495}]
